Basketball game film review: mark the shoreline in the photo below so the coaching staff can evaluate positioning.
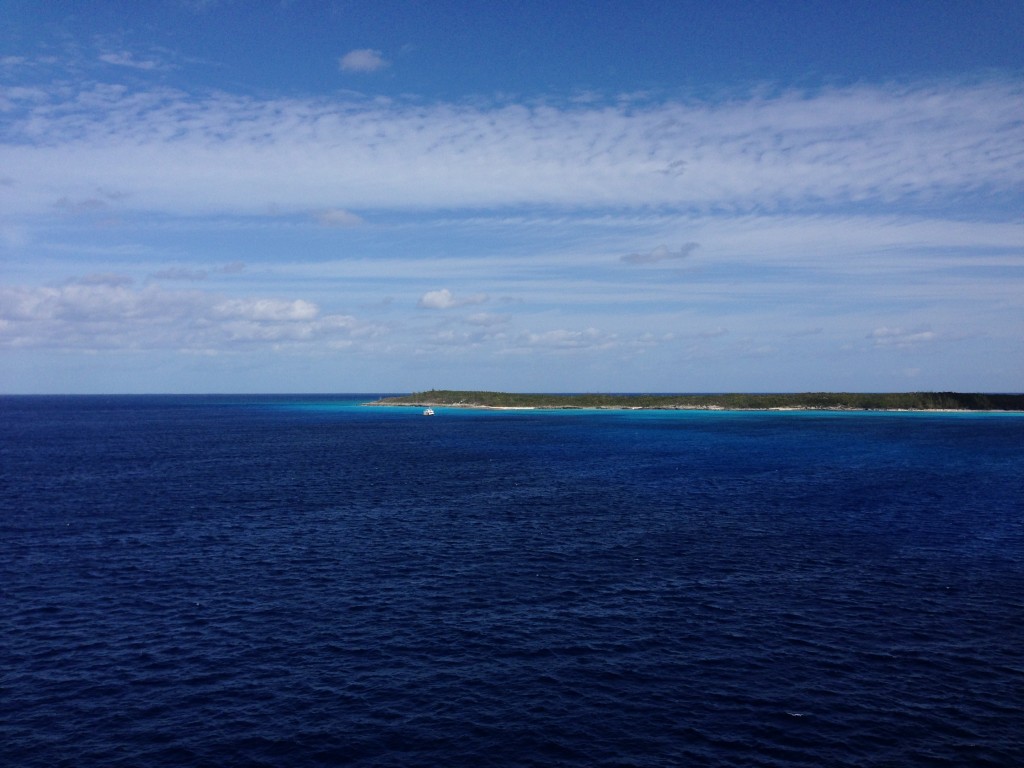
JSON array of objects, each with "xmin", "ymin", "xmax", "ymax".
[
  {"xmin": 366, "ymin": 390, "xmax": 1024, "ymax": 412},
  {"xmin": 365, "ymin": 402, "xmax": 1015, "ymax": 413}
]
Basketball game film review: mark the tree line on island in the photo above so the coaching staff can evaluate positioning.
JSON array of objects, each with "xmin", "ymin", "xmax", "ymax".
[{"xmin": 370, "ymin": 390, "xmax": 1024, "ymax": 411}]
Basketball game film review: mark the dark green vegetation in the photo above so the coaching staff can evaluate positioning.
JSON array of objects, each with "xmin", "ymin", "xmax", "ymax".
[{"xmin": 370, "ymin": 390, "xmax": 1024, "ymax": 411}]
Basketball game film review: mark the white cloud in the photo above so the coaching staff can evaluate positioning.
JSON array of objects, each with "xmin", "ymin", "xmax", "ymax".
[
  {"xmin": 98, "ymin": 51, "xmax": 162, "ymax": 71},
  {"xmin": 315, "ymin": 208, "xmax": 364, "ymax": 227},
  {"xmin": 418, "ymin": 289, "xmax": 488, "ymax": 310},
  {"xmin": 339, "ymin": 49, "xmax": 388, "ymax": 73},
  {"xmin": 418, "ymin": 289, "xmax": 456, "ymax": 309},
  {"xmin": 0, "ymin": 281, "xmax": 370, "ymax": 352},
  {"xmin": 214, "ymin": 297, "xmax": 318, "ymax": 322}
]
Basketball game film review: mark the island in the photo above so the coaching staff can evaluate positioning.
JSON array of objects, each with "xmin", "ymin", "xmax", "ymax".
[{"xmin": 367, "ymin": 390, "xmax": 1024, "ymax": 411}]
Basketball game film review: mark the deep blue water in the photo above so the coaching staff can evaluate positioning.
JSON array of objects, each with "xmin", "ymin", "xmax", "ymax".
[{"xmin": 2, "ymin": 395, "xmax": 1023, "ymax": 767}]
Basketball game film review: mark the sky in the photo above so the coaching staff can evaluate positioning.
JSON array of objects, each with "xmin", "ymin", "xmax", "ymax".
[{"xmin": 1, "ymin": 1, "xmax": 1022, "ymax": 394}]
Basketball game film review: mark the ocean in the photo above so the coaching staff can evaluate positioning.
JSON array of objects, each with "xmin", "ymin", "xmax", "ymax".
[{"xmin": 2, "ymin": 395, "xmax": 1022, "ymax": 767}]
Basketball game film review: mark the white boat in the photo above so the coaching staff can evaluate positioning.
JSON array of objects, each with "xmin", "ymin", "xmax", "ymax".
[{"xmin": 423, "ymin": 408, "xmax": 435, "ymax": 416}]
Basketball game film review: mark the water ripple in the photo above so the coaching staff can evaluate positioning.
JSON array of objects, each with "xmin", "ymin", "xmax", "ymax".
[{"xmin": 2, "ymin": 397, "xmax": 1023, "ymax": 766}]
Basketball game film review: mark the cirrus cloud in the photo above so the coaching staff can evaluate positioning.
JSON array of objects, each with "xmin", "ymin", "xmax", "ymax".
[
  {"xmin": 1, "ymin": 79, "xmax": 1019, "ymax": 218},
  {"xmin": 98, "ymin": 51, "xmax": 163, "ymax": 71},
  {"xmin": 868, "ymin": 326, "xmax": 938, "ymax": 348},
  {"xmin": 519, "ymin": 327, "xmax": 617, "ymax": 350},
  {"xmin": 621, "ymin": 242, "xmax": 699, "ymax": 265}
]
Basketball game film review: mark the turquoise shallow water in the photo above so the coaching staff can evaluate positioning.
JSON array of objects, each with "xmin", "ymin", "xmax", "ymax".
[{"xmin": 2, "ymin": 395, "xmax": 1023, "ymax": 766}]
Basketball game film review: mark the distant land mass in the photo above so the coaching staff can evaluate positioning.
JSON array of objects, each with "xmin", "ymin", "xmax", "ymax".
[{"xmin": 369, "ymin": 390, "xmax": 1024, "ymax": 411}]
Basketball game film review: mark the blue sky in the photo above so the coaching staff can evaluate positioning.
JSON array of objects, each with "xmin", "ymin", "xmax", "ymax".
[{"xmin": 1, "ymin": 1, "xmax": 1022, "ymax": 394}]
